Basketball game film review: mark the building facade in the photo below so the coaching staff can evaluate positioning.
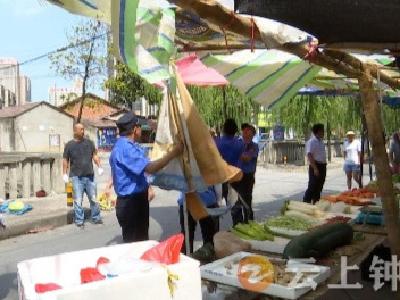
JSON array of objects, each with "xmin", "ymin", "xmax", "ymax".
[
  {"xmin": 0, "ymin": 58, "xmax": 31, "ymax": 107},
  {"xmin": 0, "ymin": 102, "xmax": 74, "ymax": 152},
  {"xmin": 0, "ymin": 85, "xmax": 16, "ymax": 108},
  {"xmin": 131, "ymin": 97, "xmax": 158, "ymax": 118},
  {"xmin": 19, "ymin": 75, "xmax": 32, "ymax": 105},
  {"xmin": 48, "ymin": 77, "xmax": 83, "ymax": 107}
]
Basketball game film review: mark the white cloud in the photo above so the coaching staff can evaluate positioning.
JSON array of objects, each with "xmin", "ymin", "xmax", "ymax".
[{"xmin": 12, "ymin": 0, "xmax": 46, "ymax": 17}]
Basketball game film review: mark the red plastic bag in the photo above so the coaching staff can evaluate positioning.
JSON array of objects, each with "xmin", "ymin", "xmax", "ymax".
[
  {"xmin": 141, "ymin": 234, "xmax": 184, "ymax": 265},
  {"xmin": 35, "ymin": 283, "xmax": 62, "ymax": 293},
  {"xmin": 96, "ymin": 256, "xmax": 110, "ymax": 267},
  {"xmin": 80, "ymin": 267, "xmax": 106, "ymax": 284}
]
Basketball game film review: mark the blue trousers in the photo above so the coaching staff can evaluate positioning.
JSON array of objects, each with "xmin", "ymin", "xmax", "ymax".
[{"xmin": 71, "ymin": 176, "xmax": 101, "ymax": 224}]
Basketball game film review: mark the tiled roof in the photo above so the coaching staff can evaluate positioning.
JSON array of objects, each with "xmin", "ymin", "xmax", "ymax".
[
  {"xmin": 0, "ymin": 102, "xmax": 52, "ymax": 118},
  {"xmin": 61, "ymin": 94, "xmax": 121, "ymax": 120},
  {"xmin": 82, "ymin": 118, "xmax": 117, "ymax": 128}
]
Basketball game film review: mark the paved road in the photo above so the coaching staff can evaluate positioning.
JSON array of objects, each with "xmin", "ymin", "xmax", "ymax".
[{"xmin": 0, "ymin": 164, "xmax": 391, "ymax": 300}]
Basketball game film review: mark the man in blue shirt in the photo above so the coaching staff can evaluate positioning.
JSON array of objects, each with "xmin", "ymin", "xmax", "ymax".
[
  {"xmin": 215, "ymin": 119, "xmax": 243, "ymax": 167},
  {"xmin": 177, "ymin": 186, "xmax": 219, "ymax": 258},
  {"xmin": 233, "ymin": 124, "xmax": 259, "ymax": 223},
  {"xmin": 110, "ymin": 112, "xmax": 183, "ymax": 243}
]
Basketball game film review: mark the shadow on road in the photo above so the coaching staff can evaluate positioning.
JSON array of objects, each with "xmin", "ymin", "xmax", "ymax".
[{"xmin": 0, "ymin": 273, "xmax": 17, "ymax": 300}]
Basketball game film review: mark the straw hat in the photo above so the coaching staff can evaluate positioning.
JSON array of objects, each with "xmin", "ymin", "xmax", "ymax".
[{"xmin": 346, "ymin": 130, "xmax": 356, "ymax": 136}]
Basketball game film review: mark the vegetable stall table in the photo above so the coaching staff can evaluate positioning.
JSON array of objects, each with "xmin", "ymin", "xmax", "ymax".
[{"xmin": 201, "ymin": 229, "xmax": 386, "ymax": 300}]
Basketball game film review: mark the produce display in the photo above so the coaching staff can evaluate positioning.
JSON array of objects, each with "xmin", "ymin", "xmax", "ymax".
[
  {"xmin": 232, "ymin": 221, "xmax": 274, "ymax": 241},
  {"xmin": 281, "ymin": 201, "xmax": 326, "ymax": 220},
  {"xmin": 322, "ymin": 189, "xmax": 376, "ymax": 206},
  {"xmin": 265, "ymin": 215, "xmax": 313, "ymax": 231},
  {"xmin": 393, "ymin": 174, "xmax": 400, "ymax": 183},
  {"xmin": 341, "ymin": 188, "xmax": 375, "ymax": 199},
  {"xmin": 283, "ymin": 223, "xmax": 353, "ymax": 259},
  {"xmin": 324, "ymin": 216, "xmax": 351, "ymax": 225}
]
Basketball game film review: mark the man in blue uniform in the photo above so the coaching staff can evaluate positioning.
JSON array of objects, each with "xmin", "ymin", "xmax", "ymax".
[
  {"xmin": 215, "ymin": 119, "xmax": 245, "ymax": 225},
  {"xmin": 110, "ymin": 112, "xmax": 183, "ymax": 243},
  {"xmin": 177, "ymin": 186, "xmax": 219, "ymax": 257},
  {"xmin": 235, "ymin": 123, "xmax": 259, "ymax": 222}
]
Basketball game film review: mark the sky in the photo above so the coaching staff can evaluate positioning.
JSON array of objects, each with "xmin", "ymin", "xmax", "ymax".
[{"xmin": 0, "ymin": 0, "xmax": 104, "ymax": 101}]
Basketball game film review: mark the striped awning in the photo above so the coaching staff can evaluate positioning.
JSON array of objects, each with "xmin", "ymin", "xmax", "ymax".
[{"xmin": 201, "ymin": 50, "xmax": 321, "ymax": 107}]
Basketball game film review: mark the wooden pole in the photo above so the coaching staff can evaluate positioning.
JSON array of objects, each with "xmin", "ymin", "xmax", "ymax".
[
  {"xmin": 327, "ymin": 121, "xmax": 332, "ymax": 163},
  {"xmin": 173, "ymin": 0, "xmax": 400, "ymax": 90},
  {"xmin": 358, "ymin": 66, "xmax": 400, "ymax": 256}
]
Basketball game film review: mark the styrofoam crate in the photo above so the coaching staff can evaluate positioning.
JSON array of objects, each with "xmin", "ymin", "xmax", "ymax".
[
  {"xmin": 201, "ymin": 252, "xmax": 330, "ymax": 300},
  {"xmin": 18, "ymin": 241, "xmax": 201, "ymax": 300}
]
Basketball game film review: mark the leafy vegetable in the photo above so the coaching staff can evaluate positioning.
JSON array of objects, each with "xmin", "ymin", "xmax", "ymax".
[
  {"xmin": 265, "ymin": 216, "xmax": 313, "ymax": 231},
  {"xmin": 232, "ymin": 221, "xmax": 274, "ymax": 241}
]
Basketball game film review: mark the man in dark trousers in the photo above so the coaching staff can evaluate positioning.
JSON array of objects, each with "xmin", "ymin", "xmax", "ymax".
[
  {"xmin": 109, "ymin": 112, "xmax": 183, "ymax": 243},
  {"xmin": 303, "ymin": 124, "xmax": 327, "ymax": 204},
  {"xmin": 235, "ymin": 123, "xmax": 259, "ymax": 222},
  {"xmin": 215, "ymin": 119, "xmax": 244, "ymax": 225},
  {"xmin": 63, "ymin": 123, "xmax": 103, "ymax": 227}
]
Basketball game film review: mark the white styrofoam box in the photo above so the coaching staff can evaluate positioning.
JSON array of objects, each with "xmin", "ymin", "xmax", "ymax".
[
  {"xmin": 17, "ymin": 240, "xmax": 201, "ymax": 300},
  {"xmin": 201, "ymin": 252, "xmax": 330, "ymax": 300},
  {"xmin": 246, "ymin": 237, "xmax": 290, "ymax": 254}
]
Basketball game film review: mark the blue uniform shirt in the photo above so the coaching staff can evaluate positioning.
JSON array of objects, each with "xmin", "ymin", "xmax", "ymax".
[
  {"xmin": 177, "ymin": 186, "xmax": 217, "ymax": 207},
  {"xmin": 109, "ymin": 137, "xmax": 150, "ymax": 197},
  {"xmin": 237, "ymin": 141, "xmax": 259, "ymax": 174},
  {"xmin": 215, "ymin": 135, "xmax": 243, "ymax": 167}
]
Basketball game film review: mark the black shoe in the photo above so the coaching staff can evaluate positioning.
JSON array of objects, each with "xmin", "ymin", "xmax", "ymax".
[
  {"xmin": 76, "ymin": 223, "xmax": 84, "ymax": 228},
  {"xmin": 191, "ymin": 243, "xmax": 216, "ymax": 263},
  {"xmin": 92, "ymin": 219, "xmax": 103, "ymax": 225}
]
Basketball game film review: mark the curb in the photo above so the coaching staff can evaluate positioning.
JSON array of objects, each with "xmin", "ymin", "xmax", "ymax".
[
  {"xmin": 0, "ymin": 208, "xmax": 103, "ymax": 241},
  {"xmin": 0, "ymin": 211, "xmax": 73, "ymax": 241}
]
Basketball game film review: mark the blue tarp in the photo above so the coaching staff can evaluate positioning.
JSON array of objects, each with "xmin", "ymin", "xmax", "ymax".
[{"xmin": 0, "ymin": 201, "xmax": 33, "ymax": 215}]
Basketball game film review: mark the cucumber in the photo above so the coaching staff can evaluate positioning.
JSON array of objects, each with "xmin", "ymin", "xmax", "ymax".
[{"xmin": 283, "ymin": 223, "xmax": 353, "ymax": 259}]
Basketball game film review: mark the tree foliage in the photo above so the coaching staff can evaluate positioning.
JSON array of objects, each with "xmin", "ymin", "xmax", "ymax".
[
  {"xmin": 187, "ymin": 85, "xmax": 259, "ymax": 130},
  {"xmin": 49, "ymin": 20, "xmax": 107, "ymax": 121},
  {"xmin": 105, "ymin": 63, "xmax": 162, "ymax": 107},
  {"xmin": 271, "ymin": 94, "xmax": 400, "ymax": 139}
]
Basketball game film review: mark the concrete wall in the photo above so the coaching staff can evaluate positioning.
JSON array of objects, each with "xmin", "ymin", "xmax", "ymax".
[
  {"xmin": 84, "ymin": 125, "xmax": 99, "ymax": 148},
  {"xmin": 14, "ymin": 104, "xmax": 74, "ymax": 152},
  {"xmin": 0, "ymin": 118, "xmax": 14, "ymax": 151}
]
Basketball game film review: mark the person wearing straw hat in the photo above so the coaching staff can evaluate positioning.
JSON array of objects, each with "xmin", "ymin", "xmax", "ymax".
[{"xmin": 343, "ymin": 130, "xmax": 361, "ymax": 190}]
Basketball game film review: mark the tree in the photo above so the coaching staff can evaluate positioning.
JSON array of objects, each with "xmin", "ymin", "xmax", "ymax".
[
  {"xmin": 49, "ymin": 20, "xmax": 107, "ymax": 122},
  {"xmin": 271, "ymin": 95, "xmax": 363, "ymax": 139},
  {"xmin": 105, "ymin": 63, "xmax": 162, "ymax": 107},
  {"xmin": 187, "ymin": 85, "xmax": 259, "ymax": 131}
]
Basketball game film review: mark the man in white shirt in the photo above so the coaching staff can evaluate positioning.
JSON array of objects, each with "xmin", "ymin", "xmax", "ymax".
[
  {"xmin": 303, "ymin": 124, "xmax": 327, "ymax": 203},
  {"xmin": 343, "ymin": 131, "xmax": 361, "ymax": 190}
]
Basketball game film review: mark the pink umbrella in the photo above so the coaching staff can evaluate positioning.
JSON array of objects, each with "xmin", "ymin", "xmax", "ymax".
[{"xmin": 176, "ymin": 55, "xmax": 228, "ymax": 87}]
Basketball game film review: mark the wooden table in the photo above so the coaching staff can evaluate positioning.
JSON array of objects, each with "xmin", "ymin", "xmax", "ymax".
[
  {"xmin": 352, "ymin": 224, "xmax": 387, "ymax": 236},
  {"xmin": 302, "ymin": 233, "xmax": 386, "ymax": 299}
]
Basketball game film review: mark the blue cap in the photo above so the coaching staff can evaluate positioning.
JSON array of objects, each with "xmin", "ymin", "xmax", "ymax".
[{"xmin": 116, "ymin": 112, "xmax": 140, "ymax": 136}]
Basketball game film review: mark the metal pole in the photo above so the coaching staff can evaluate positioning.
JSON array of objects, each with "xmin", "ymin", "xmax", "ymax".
[{"xmin": 183, "ymin": 195, "xmax": 191, "ymax": 255}]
